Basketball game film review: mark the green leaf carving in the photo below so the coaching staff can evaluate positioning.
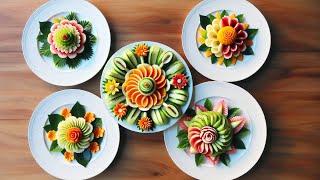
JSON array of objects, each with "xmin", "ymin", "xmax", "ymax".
[
  {"xmin": 52, "ymin": 55, "xmax": 66, "ymax": 67},
  {"xmin": 199, "ymin": 15, "xmax": 211, "ymax": 29},
  {"xmin": 92, "ymin": 118, "xmax": 102, "ymax": 128},
  {"xmin": 88, "ymin": 33, "xmax": 97, "ymax": 44},
  {"xmin": 39, "ymin": 21, "xmax": 52, "ymax": 36},
  {"xmin": 221, "ymin": 10, "xmax": 229, "ymax": 17},
  {"xmin": 195, "ymin": 153, "xmax": 205, "ymax": 166},
  {"xmin": 74, "ymin": 149, "xmax": 92, "ymax": 167},
  {"xmin": 247, "ymin": 29, "xmax": 258, "ymax": 39},
  {"xmin": 220, "ymin": 154, "xmax": 230, "ymax": 166},
  {"xmin": 228, "ymin": 108, "xmax": 241, "ymax": 119},
  {"xmin": 39, "ymin": 42, "xmax": 51, "ymax": 57},
  {"xmin": 50, "ymin": 140, "xmax": 63, "ymax": 152},
  {"xmin": 204, "ymin": 98, "xmax": 213, "ymax": 111},
  {"xmin": 65, "ymin": 12, "xmax": 79, "ymax": 21},
  {"xmin": 65, "ymin": 58, "xmax": 82, "ymax": 69},
  {"xmin": 79, "ymin": 20, "xmax": 92, "ymax": 33},
  {"xmin": 176, "ymin": 130, "xmax": 188, "ymax": 139},
  {"xmin": 76, "ymin": 44, "xmax": 93, "ymax": 60},
  {"xmin": 211, "ymin": 55, "xmax": 217, "ymax": 64},
  {"xmin": 224, "ymin": 58, "xmax": 232, "ymax": 67},
  {"xmin": 43, "ymin": 124, "xmax": 53, "ymax": 132},
  {"xmin": 243, "ymin": 46, "xmax": 254, "ymax": 55},
  {"xmin": 48, "ymin": 114, "xmax": 64, "ymax": 130},
  {"xmin": 236, "ymin": 14, "xmax": 245, "ymax": 23},
  {"xmin": 236, "ymin": 127, "xmax": 250, "ymax": 139},
  {"xmin": 233, "ymin": 137, "xmax": 246, "ymax": 149},
  {"xmin": 71, "ymin": 102, "xmax": 86, "ymax": 118},
  {"xmin": 208, "ymin": 14, "xmax": 215, "ymax": 22},
  {"xmin": 198, "ymin": 44, "xmax": 210, "ymax": 52},
  {"xmin": 37, "ymin": 34, "xmax": 48, "ymax": 43}
]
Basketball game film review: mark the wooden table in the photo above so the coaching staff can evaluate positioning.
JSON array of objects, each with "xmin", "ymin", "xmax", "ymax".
[{"xmin": 0, "ymin": 0, "xmax": 319, "ymax": 179}]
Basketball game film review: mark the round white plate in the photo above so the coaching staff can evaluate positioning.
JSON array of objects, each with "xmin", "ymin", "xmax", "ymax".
[
  {"xmin": 22, "ymin": 0, "xmax": 111, "ymax": 86},
  {"xmin": 182, "ymin": 0, "xmax": 271, "ymax": 82},
  {"xmin": 28, "ymin": 89, "xmax": 120, "ymax": 179},
  {"xmin": 164, "ymin": 81, "xmax": 266, "ymax": 179},
  {"xmin": 100, "ymin": 41, "xmax": 193, "ymax": 133}
]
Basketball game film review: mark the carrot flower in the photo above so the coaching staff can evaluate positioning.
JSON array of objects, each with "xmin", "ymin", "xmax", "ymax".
[
  {"xmin": 64, "ymin": 151, "xmax": 74, "ymax": 162},
  {"xmin": 113, "ymin": 103, "xmax": 127, "ymax": 119},
  {"xmin": 137, "ymin": 116, "xmax": 153, "ymax": 131},
  {"xmin": 47, "ymin": 130, "xmax": 56, "ymax": 141},
  {"xmin": 84, "ymin": 112, "xmax": 95, "ymax": 123},
  {"xmin": 93, "ymin": 127, "xmax": 105, "ymax": 138},
  {"xmin": 89, "ymin": 142, "xmax": 100, "ymax": 153}
]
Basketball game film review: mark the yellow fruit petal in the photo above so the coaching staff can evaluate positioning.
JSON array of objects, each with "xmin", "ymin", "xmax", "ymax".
[
  {"xmin": 215, "ymin": 12, "xmax": 221, "ymax": 19},
  {"xmin": 230, "ymin": 13, "xmax": 236, "ymax": 19},
  {"xmin": 197, "ymin": 28, "xmax": 207, "ymax": 38},
  {"xmin": 217, "ymin": 56, "xmax": 224, "ymax": 65},
  {"xmin": 204, "ymin": 50, "xmax": 212, "ymax": 57},
  {"xmin": 197, "ymin": 36, "xmax": 205, "ymax": 44},
  {"xmin": 243, "ymin": 23, "xmax": 249, "ymax": 30}
]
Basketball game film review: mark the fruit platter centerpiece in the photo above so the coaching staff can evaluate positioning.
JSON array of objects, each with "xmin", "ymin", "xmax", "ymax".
[
  {"xmin": 100, "ymin": 41, "xmax": 193, "ymax": 133},
  {"xmin": 197, "ymin": 10, "xmax": 258, "ymax": 67},
  {"xmin": 43, "ymin": 102, "xmax": 105, "ymax": 167},
  {"xmin": 177, "ymin": 98, "xmax": 250, "ymax": 166},
  {"xmin": 37, "ymin": 12, "xmax": 96, "ymax": 69}
]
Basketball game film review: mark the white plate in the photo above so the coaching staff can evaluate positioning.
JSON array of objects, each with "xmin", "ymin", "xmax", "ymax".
[
  {"xmin": 182, "ymin": 0, "xmax": 271, "ymax": 82},
  {"xmin": 164, "ymin": 81, "xmax": 266, "ymax": 179},
  {"xmin": 22, "ymin": 0, "xmax": 111, "ymax": 86},
  {"xmin": 28, "ymin": 89, "xmax": 120, "ymax": 179},
  {"xmin": 100, "ymin": 41, "xmax": 193, "ymax": 133}
]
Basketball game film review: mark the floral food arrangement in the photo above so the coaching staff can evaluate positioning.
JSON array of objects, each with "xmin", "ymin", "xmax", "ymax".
[
  {"xmin": 37, "ymin": 12, "xmax": 96, "ymax": 68},
  {"xmin": 44, "ymin": 102, "xmax": 105, "ymax": 167},
  {"xmin": 102, "ymin": 43, "xmax": 190, "ymax": 132},
  {"xmin": 197, "ymin": 10, "xmax": 258, "ymax": 67},
  {"xmin": 177, "ymin": 98, "xmax": 250, "ymax": 166}
]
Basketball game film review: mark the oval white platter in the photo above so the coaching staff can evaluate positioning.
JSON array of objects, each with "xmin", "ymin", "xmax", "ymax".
[
  {"xmin": 22, "ymin": 0, "xmax": 111, "ymax": 86},
  {"xmin": 28, "ymin": 89, "xmax": 120, "ymax": 179},
  {"xmin": 182, "ymin": 0, "xmax": 271, "ymax": 82},
  {"xmin": 164, "ymin": 81, "xmax": 266, "ymax": 179},
  {"xmin": 100, "ymin": 41, "xmax": 193, "ymax": 133}
]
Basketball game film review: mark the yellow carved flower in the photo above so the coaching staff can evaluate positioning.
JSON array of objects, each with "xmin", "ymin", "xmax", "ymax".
[
  {"xmin": 104, "ymin": 79, "xmax": 120, "ymax": 95},
  {"xmin": 64, "ymin": 151, "xmax": 74, "ymax": 162},
  {"xmin": 47, "ymin": 130, "xmax": 56, "ymax": 141}
]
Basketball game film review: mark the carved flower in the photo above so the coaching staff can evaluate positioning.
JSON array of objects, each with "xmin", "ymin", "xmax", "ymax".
[
  {"xmin": 56, "ymin": 116, "xmax": 93, "ymax": 153},
  {"xmin": 171, "ymin": 74, "xmax": 188, "ymax": 89},
  {"xmin": 47, "ymin": 19, "xmax": 86, "ymax": 59},
  {"xmin": 63, "ymin": 151, "xmax": 74, "ymax": 162},
  {"xmin": 89, "ymin": 142, "xmax": 100, "ymax": 153},
  {"xmin": 188, "ymin": 111, "xmax": 232, "ymax": 155},
  {"xmin": 122, "ymin": 64, "xmax": 167, "ymax": 111},
  {"xmin": 137, "ymin": 116, "xmax": 153, "ymax": 131},
  {"xmin": 113, "ymin": 103, "xmax": 127, "ymax": 119},
  {"xmin": 47, "ymin": 130, "xmax": 56, "ymax": 141}
]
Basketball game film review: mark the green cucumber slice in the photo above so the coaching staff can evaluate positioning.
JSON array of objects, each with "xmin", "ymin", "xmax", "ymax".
[{"xmin": 125, "ymin": 50, "xmax": 138, "ymax": 67}]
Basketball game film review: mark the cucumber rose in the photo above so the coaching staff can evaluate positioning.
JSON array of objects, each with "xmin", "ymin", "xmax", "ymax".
[{"xmin": 188, "ymin": 111, "xmax": 232, "ymax": 155}]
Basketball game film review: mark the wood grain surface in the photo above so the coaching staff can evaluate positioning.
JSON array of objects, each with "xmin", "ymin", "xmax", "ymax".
[{"xmin": 0, "ymin": 0, "xmax": 320, "ymax": 179}]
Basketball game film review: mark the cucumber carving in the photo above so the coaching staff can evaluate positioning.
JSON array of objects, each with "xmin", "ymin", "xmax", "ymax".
[{"xmin": 102, "ymin": 43, "xmax": 190, "ymax": 132}]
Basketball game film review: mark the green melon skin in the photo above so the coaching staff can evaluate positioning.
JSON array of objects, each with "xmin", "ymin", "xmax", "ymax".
[
  {"xmin": 126, "ymin": 108, "xmax": 141, "ymax": 124},
  {"xmin": 189, "ymin": 111, "xmax": 233, "ymax": 154}
]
